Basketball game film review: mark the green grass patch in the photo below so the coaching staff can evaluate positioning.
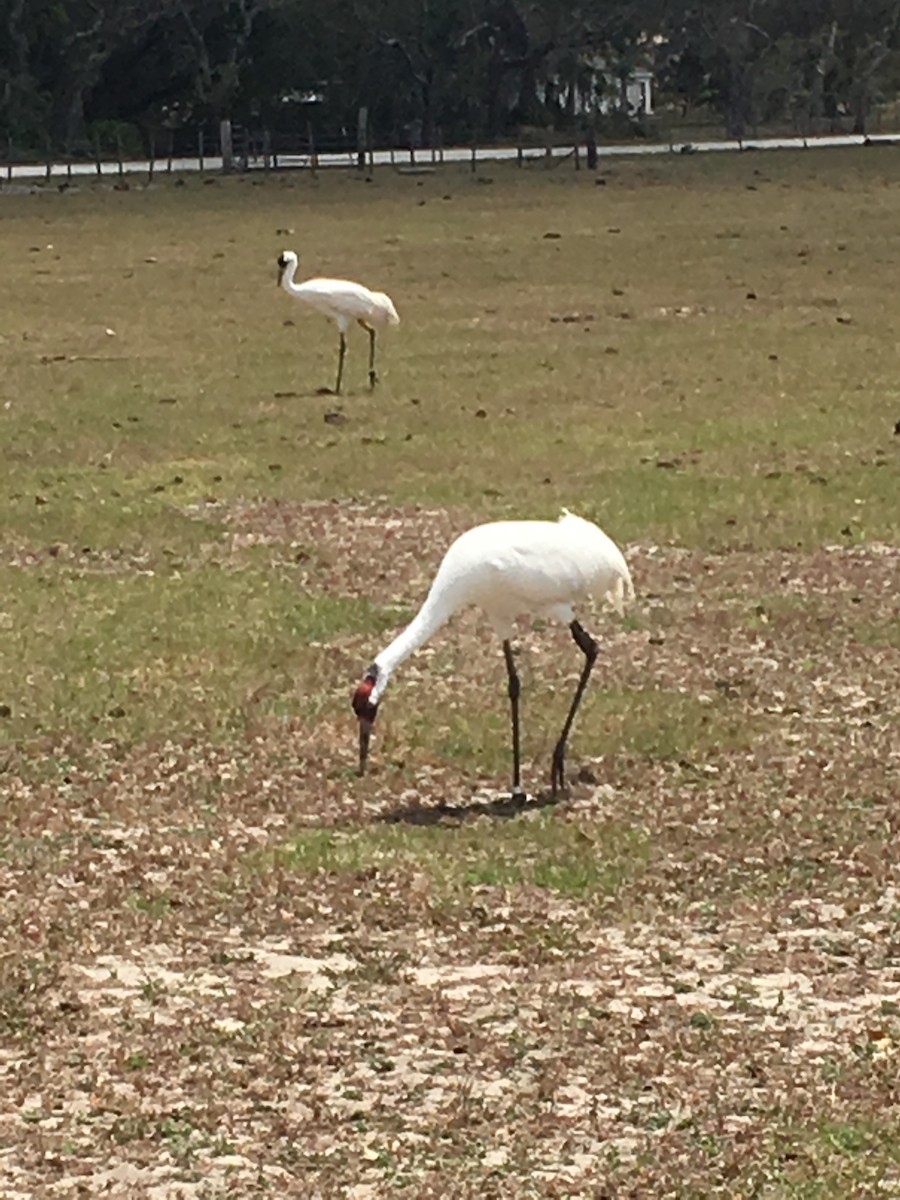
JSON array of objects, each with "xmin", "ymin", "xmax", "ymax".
[
  {"xmin": 853, "ymin": 620, "xmax": 900, "ymax": 651},
  {"xmin": 276, "ymin": 809, "xmax": 647, "ymax": 901},
  {"xmin": 0, "ymin": 563, "xmax": 407, "ymax": 741},
  {"xmin": 762, "ymin": 1116, "xmax": 900, "ymax": 1197},
  {"xmin": 583, "ymin": 687, "xmax": 756, "ymax": 758},
  {"xmin": 3, "ymin": 152, "xmax": 899, "ymax": 559},
  {"xmin": 392, "ymin": 686, "xmax": 758, "ymax": 777}
]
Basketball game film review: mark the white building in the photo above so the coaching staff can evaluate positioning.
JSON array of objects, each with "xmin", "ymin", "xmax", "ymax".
[
  {"xmin": 577, "ymin": 63, "xmax": 654, "ymax": 117},
  {"xmin": 618, "ymin": 68, "xmax": 654, "ymax": 116}
]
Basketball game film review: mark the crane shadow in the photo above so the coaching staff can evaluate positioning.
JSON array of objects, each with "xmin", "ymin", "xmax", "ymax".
[
  {"xmin": 378, "ymin": 789, "xmax": 560, "ymax": 826},
  {"xmin": 272, "ymin": 387, "xmax": 341, "ymax": 400}
]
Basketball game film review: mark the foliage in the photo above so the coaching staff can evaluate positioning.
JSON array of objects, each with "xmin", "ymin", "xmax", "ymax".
[{"xmin": 2, "ymin": 0, "xmax": 900, "ymax": 153}]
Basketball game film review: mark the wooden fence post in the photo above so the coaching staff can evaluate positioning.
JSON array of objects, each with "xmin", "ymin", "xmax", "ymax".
[
  {"xmin": 167, "ymin": 130, "xmax": 174, "ymax": 173},
  {"xmin": 586, "ymin": 125, "xmax": 597, "ymax": 170},
  {"xmin": 115, "ymin": 129, "xmax": 124, "ymax": 179},
  {"xmin": 263, "ymin": 128, "xmax": 272, "ymax": 172},
  {"xmin": 357, "ymin": 106, "xmax": 368, "ymax": 170},
  {"xmin": 198, "ymin": 128, "xmax": 205, "ymax": 171},
  {"xmin": 147, "ymin": 132, "xmax": 155, "ymax": 185},
  {"xmin": 220, "ymin": 118, "xmax": 234, "ymax": 172}
]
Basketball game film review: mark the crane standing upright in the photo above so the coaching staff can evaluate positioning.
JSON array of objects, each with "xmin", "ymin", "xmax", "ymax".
[{"xmin": 276, "ymin": 250, "xmax": 399, "ymax": 395}]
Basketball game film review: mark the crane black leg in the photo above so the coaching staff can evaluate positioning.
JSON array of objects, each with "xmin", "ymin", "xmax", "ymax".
[
  {"xmin": 367, "ymin": 328, "xmax": 377, "ymax": 389},
  {"xmin": 503, "ymin": 640, "xmax": 526, "ymax": 802},
  {"xmin": 550, "ymin": 620, "xmax": 599, "ymax": 797},
  {"xmin": 335, "ymin": 332, "xmax": 347, "ymax": 395}
]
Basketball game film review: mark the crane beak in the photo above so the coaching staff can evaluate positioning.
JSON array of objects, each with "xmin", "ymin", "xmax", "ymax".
[{"xmin": 357, "ymin": 717, "xmax": 374, "ymax": 775}]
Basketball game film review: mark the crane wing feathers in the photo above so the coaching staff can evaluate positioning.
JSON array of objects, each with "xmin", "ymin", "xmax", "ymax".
[
  {"xmin": 294, "ymin": 278, "xmax": 398, "ymax": 324},
  {"xmin": 432, "ymin": 516, "xmax": 633, "ymax": 622},
  {"xmin": 367, "ymin": 512, "xmax": 632, "ymax": 702}
]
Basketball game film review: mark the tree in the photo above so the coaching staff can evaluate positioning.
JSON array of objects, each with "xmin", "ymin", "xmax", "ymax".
[
  {"xmin": 48, "ymin": 0, "xmax": 184, "ymax": 148},
  {"xmin": 3, "ymin": 0, "xmax": 900, "ymax": 156},
  {"xmin": 830, "ymin": 0, "xmax": 900, "ymax": 132}
]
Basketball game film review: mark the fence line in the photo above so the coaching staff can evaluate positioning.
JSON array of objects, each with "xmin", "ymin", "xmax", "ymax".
[{"xmin": 2, "ymin": 128, "xmax": 898, "ymax": 185}]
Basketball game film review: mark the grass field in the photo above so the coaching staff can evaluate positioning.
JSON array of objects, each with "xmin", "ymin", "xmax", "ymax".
[{"xmin": 1, "ymin": 147, "xmax": 899, "ymax": 1197}]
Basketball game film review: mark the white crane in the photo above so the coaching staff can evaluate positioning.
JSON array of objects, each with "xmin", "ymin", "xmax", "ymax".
[
  {"xmin": 352, "ymin": 510, "xmax": 634, "ymax": 799},
  {"xmin": 276, "ymin": 250, "xmax": 399, "ymax": 395}
]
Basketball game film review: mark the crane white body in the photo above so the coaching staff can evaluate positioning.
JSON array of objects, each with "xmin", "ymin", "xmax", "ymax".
[
  {"xmin": 352, "ymin": 511, "xmax": 634, "ymax": 797},
  {"xmin": 370, "ymin": 511, "xmax": 632, "ymax": 699},
  {"xmin": 276, "ymin": 250, "xmax": 398, "ymax": 394},
  {"xmin": 280, "ymin": 274, "xmax": 400, "ymax": 332}
]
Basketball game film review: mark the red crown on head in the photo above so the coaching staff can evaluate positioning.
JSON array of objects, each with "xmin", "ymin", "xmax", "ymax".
[{"xmin": 351, "ymin": 667, "xmax": 379, "ymax": 722}]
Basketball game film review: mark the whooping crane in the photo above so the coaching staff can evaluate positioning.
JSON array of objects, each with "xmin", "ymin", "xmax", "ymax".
[
  {"xmin": 352, "ymin": 510, "xmax": 634, "ymax": 799},
  {"xmin": 276, "ymin": 250, "xmax": 399, "ymax": 395}
]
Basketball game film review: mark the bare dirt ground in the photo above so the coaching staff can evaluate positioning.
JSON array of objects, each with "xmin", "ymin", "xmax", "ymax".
[
  {"xmin": 2, "ymin": 501, "xmax": 898, "ymax": 1197},
  {"xmin": 3, "ymin": 152, "xmax": 899, "ymax": 1193}
]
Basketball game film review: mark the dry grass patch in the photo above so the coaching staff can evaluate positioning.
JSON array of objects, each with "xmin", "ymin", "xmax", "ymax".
[
  {"xmin": 2, "ymin": 529, "xmax": 897, "ymax": 1193},
  {"xmin": 1, "ymin": 150, "xmax": 899, "ymax": 1195}
]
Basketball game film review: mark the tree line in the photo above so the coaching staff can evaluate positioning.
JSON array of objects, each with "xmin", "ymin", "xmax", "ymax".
[{"xmin": 2, "ymin": 0, "xmax": 900, "ymax": 158}]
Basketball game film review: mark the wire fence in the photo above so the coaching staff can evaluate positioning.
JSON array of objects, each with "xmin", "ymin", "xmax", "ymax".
[
  {"xmin": 2, "ymin": 113, "xmax": 898, "ymax": 185},
  {"xmin": 0, "ymin": 119, "xmax": 592, "ymax": 184}
]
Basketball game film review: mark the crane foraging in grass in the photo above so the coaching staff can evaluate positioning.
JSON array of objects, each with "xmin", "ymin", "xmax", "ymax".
[
  {"xmin": 276, "ymin": 250, "xmax": 399, "ymax": 395},
  {"xmin": 352, "ymin": 510, "xmax": 634, "ymax": 799}
]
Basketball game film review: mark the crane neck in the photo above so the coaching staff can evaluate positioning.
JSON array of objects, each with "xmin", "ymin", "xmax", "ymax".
[
  {"xmin": 372, "ymin": 588, "xmax": 459, "ymax": 702},
  {"xmin": 280, "ymin": 256, "xmax": 302, "ymax": 296}
]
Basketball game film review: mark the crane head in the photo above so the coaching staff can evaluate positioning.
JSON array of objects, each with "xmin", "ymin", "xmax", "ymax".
[
  {"xmin": 351, "ymin": 667, "xmax": 380, "ymax": 775},
  {"xmin": 276, "ymin": 251, "xmax": 288, "ymax": 286}
]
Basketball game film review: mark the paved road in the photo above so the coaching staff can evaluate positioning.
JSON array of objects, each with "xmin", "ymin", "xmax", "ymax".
[{"xmin": 2, "ymin": 131, "xmax": 897, "ymax": 182}]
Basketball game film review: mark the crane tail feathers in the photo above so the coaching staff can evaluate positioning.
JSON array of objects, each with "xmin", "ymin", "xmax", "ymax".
[{"xmin": 373, "ymin": 293, "xmax": 400, "ymax": 326}]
